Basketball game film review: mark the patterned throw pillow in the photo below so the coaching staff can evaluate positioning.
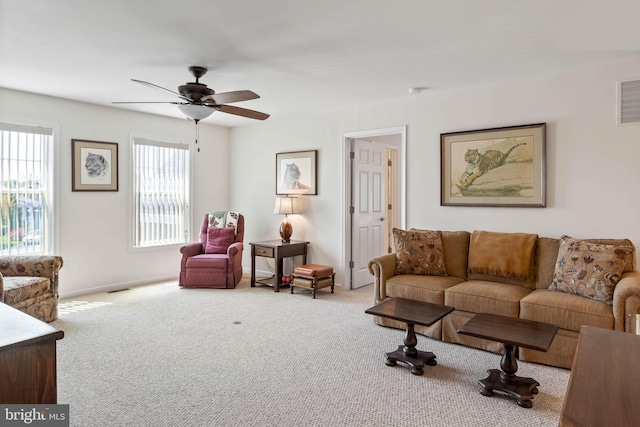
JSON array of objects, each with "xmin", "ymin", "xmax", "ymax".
[
  {"xmin": 393, "ymin": 228, "xmax": 447, "ymax": 276},
  {"xmin": 548, "ymin": 236, "xmax": 634, "ymax": 305},
  {"xmin": 205, "ymin": 227, "xmax": 236, "ymax": 254}
]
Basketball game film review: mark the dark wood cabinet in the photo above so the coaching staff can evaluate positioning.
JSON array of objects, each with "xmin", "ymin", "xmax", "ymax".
[{"xmin": 0, "ymin": 303, "xmax": 64, "ymax": 404}]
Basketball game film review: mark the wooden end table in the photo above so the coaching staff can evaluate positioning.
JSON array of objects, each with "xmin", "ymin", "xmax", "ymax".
[
  {"xmin": 457, "ymin": 313, "xmax": 558, "ymax": 408},
  {"xmin": 0, "ymin": 303, "xmax": 64, "ymax": 403},
  {"xmin": 560, "ymin": 325, "xmax": 640, "ymax": 426},
  {"xmin": 250, "ymin": 240, "xmax": 309, "ymax": 292},
  {"xmin": 365, "ymin": 298, "xmax": 454, "ymax": 376}
]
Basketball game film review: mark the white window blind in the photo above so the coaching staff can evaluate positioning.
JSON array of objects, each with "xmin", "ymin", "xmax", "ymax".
[
  {"xmin": 0, "ymin": 122, "xmax": 53, "ymax": 255},
  {"xmin": 132, "ymin": 137, "xmax": 190, "ymax": 248},
  {"xmin": 619, "ymin": 79, "xmax": 640, "ymax": 125}
]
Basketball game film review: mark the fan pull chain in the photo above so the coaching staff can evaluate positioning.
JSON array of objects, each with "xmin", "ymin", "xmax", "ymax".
[{"xmin": 195, "ymin": 120, "xmax": 200, "ymax": 152}]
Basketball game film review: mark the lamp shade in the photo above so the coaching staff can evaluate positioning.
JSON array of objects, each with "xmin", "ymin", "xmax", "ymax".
[
  {"xmin": 177, "ymin": 104, "xmax": 214, "ymax": 121},
  {"xmin": 273, "ymin": 196, "xmax": 300, "ymax": 215}
]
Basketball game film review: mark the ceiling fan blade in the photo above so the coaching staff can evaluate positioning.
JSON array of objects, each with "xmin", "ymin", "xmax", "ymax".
[
  {"xmin": 112, "ymin": 101, "xmax": 181, "ymax": 104},
  {"xmin": 216, "ymin": 104, "xmax": 270, "ymax": 120},
  {"xmin": 131, "ymin": 79, "xmax": 192, "ymax": 102},
  {"xmin": 201, "ymin": 90, "xmax": 259, "ymax": 105}
]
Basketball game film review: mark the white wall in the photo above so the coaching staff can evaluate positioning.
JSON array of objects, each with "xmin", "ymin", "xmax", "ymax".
[
  {"xmin": 0, "ymin": 88, "xmax": 230, "ymax": 297},
  {"xmin": 230, "ymin": 56, "xmax": 640, "ymax": 286},
  {"xmin": 2, "ymin": 55, "xmax": 638, "ymax": 295}
]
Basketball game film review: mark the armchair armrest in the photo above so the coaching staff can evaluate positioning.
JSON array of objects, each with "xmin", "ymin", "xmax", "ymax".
[
  {"xmin": 180, "ymin": 242, "xmax": 203, "ymax": 258},
  {"xmin": 612, "ymin": 270, "xmax": 640, "ymax": 332},
  {"xmin": 0, "ymin": 255, "xmax": 63, "ymax": 297},
  {"xmin": 227, "ymin": 241, "xmax": 243, "ymax": 258},
  {"xmin": 368, "ymin": 253, "xmax": 397, "ymax": 303}
]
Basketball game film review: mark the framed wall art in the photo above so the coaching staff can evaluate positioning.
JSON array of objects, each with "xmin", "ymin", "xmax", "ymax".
[
  {"xmin": 72, "ymin": 139, "xmax": 119, "ymax": 191},
  {"xmin": 441, "ymin": 123, "xmax": 546, "ymax": 207},
  {"xmin": 276, "ymin": 150, "xmax": 317, "ymax": 195}
]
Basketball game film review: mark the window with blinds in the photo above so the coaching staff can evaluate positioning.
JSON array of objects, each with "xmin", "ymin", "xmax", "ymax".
[
  {"xmin": 0, "ymin": 122, "xmax": 53, "ymax": 255},
  {"xmin": 132, "ymin": 137, "xmax": 190, "ymax": 248},
  {"xmin": 618, "ymin": 78, "xmax": 640, "ymax": 126}
]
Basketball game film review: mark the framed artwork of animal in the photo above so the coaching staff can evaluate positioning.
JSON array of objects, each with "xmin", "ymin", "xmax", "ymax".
[
  {"xmin": 71, "ymin": 139, "xmax": 119, "ymax": 191},
  {"xmin": 276, "ymin": 150, "xmax": 317, "ymax": 195},
  {"xmin": 440, "ymin": 123, "xmax": 546, "ymax": 207}
]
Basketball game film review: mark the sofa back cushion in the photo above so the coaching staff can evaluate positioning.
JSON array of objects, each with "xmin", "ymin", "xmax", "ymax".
[
  {"xmin": 534, "ymin": 237, "xmax": 636, "ymax": 289},
  {"xmin": 467, "ymin": 230, "xmax": 538, "ymax": 289},
  {"xmin": 441, "ymin": 231, "xmax": 470, "ymax": 280},
  {"xmin": 409, "ymin": 229, "xmax": 470, "ymax": 279}
]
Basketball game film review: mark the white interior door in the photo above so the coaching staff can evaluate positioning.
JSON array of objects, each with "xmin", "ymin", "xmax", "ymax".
[{"xmin": 352, "ymin": 139, "xmax": 386, "ymax": 288}]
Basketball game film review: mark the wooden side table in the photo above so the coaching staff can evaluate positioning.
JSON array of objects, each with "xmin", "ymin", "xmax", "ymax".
[
  {"xmin": 250, "ymin": 240, "xmax": 309, "ymax": 292},
  {"xmin": 457, "ymin": 313, "xmax": 557, "ymax": 408},
  {"xmin": 365, "ymin": 298, "xmax": 455, "ymax": 376},
  {"xmin": 0, "ymin": 302, "xmax": 64, "ymax": 404},
  {"xmin": 560, "ymin": 325, "xmax": 640, "ymax": 426}
]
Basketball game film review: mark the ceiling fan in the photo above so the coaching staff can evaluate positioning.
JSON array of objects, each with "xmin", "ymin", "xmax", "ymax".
[{"xmin": 113, "ymin": 66, "xmax": 270, "ymax": 123}]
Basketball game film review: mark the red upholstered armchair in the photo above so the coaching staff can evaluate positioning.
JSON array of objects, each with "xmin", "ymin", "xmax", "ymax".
[{"xmin": 179, "ymin": 213, "xmax": 245, "ymax": 289}]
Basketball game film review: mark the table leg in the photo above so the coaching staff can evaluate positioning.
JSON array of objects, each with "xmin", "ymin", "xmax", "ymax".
[
  {"xmin": 384, "ymin": 322, "xmax": 437, "ymax": 376},
  {"xmin": 250, "ymin": 246, "xmax": 256, "ymax": 287},
  {"xmin": 478, "ymin": 343, "xmax": 540, "ymax": 408},
  {"xmin": 274, "ymin": 252, "xmax": 283, "ymax": 292}
]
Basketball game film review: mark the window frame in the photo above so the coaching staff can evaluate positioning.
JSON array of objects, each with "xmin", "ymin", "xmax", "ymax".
[
  {"xmin": 129, "ymin": 134, "xmax": 192, "ymax": 251},
  {"xmin": 0, "ymin": 119, "xmax": 57, "ymax": 256}
]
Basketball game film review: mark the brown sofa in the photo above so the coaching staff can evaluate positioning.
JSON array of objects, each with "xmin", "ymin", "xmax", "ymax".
[
  {"xmin": 0, "ymin": 255, "xmax": 63, "ymax": 322},
  {"xmin": 368, "ymin": 230, "xmax": 639, "ymax": 369}
]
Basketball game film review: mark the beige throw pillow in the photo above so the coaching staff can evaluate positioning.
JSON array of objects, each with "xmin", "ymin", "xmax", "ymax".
[
  {"xmin": 548, "ymin": 236, "xmax": 634, "ymax": 305},
  {"xmin": 393, "ymin": 228, "xmax": 447, "ymax": 276}
]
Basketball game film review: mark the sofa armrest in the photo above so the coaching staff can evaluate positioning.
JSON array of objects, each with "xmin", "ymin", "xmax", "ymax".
[
  {"xmin": 612, "ymin": 270, "xmax": 640, "ymax": 331},
  {"xmin": 368, "ymin": 253, "xmax": 397, "ymax": 302},
  {"xmin": 0, "ymin": 255, "xmax": 63, "ymax": 297}
]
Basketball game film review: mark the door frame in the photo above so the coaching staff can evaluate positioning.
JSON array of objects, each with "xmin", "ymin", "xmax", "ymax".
[{"xmin": 342, "ymin": 125, "xmax": 407, "ymax": 290}]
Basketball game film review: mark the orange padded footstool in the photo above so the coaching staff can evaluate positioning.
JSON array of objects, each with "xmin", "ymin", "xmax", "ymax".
[{"xmin": 291, "ymin": 264, "xmax": 335, "ymax": 299}]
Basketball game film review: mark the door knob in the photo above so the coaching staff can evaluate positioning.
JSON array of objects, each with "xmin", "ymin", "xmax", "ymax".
[{"xmin": 379, "ymin": 217, "xmax": 385, "ymax": 221}]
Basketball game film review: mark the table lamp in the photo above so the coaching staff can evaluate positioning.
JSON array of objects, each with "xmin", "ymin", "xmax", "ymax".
[{"xmin": 274, "ymin": 196, "xmax": 300, "ymax": 242}]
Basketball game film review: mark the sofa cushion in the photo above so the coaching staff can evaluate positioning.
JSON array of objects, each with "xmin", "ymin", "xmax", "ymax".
[
  {"xmin": 534, "ymin": 237, "xmax": 561, "ymax": 289},
  {"xmin": 205, "ymin": 227, "xmax": 235, "ymax": 254},
  {"xmin": 535, "ymin": 237, "xmax": 637, "ymax": 290},
  {"xmin": 2, "ymin": 276, "xmax": 51, "ymax": 305},
  {"xmin": 520, "ymin": 289, "xmax": 614, "ymax": 332},
  {"xmin": 444, "ymin": 280, "xmax": 531, "ymax": 317},
  {"xmin": 441, "ymin": 231, "xmax": 470, "ymax": 279},
  {"xmin": 412, "ymin": 229, "xmax": 470, "ymax": 279},
  {"xmin": 393, "ymin": 229, "xmax": 447, "ymax": 276},
  {"xmin": 467, "ymin": 230, "xmax": 537, "ymax": 285},
  {"xmin": 386, "ymin": 274, "xmax": 465, "ymax": 305},
  {"xmin": 548, "ymin": 236, "xmax": 634, "ymax": 305}
]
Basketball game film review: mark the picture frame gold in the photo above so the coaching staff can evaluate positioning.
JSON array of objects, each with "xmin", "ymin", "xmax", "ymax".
[
  {"xmin": 441, "ymin": 123, "xmax": 546, "ymax": 207},
  {"xmin": 276, "ymin": 150, "xmax": 317, "ymax": 195},
  {"xmin": 72, "ymin": 139, "xmax": 119, "ymax": 191}
]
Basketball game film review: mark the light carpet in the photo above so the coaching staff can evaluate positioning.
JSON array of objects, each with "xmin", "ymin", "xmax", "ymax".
[{"xmin": 52, "ymin": 277, "xmax": 569, "ymax": 426}]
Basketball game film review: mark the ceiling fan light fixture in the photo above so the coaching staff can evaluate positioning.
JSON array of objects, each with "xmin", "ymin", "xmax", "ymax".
[{"xmin": 177, "ymin": 104, "xmax": 214, "ymax": 121}]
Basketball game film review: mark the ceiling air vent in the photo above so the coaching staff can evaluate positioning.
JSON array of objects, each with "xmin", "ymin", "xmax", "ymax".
[{"xmin": 617, "ymin": 78, "xmax": 640, "ymax": 126}]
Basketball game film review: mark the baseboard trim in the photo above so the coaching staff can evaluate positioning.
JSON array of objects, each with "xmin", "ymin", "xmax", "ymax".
[{"xmin": 59, "ymin": 274, "xmax": 179, "ymax": 299}]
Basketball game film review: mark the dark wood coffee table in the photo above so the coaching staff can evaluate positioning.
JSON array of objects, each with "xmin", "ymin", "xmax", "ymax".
[
  {"xmin": 457, "ymin": 313, "xmax": 558, "ymax": 408},
  {"xmin": 365, "ymin": 298, "xmax": 454, "ymax": 375},
  {"xmin": 560, "ymin": 325, "xmax": 640, "ymax": 426}
]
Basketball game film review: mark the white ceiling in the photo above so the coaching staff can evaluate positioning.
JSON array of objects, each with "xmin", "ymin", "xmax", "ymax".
[{"xmin": 1, "ymin": 0, "xmax": 639, "ymax": 127}]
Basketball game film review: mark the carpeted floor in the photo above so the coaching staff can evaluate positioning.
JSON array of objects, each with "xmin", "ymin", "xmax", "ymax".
[{"xmin": 52, "ymin": 277, "xmax": 569, "ymax": 426}]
